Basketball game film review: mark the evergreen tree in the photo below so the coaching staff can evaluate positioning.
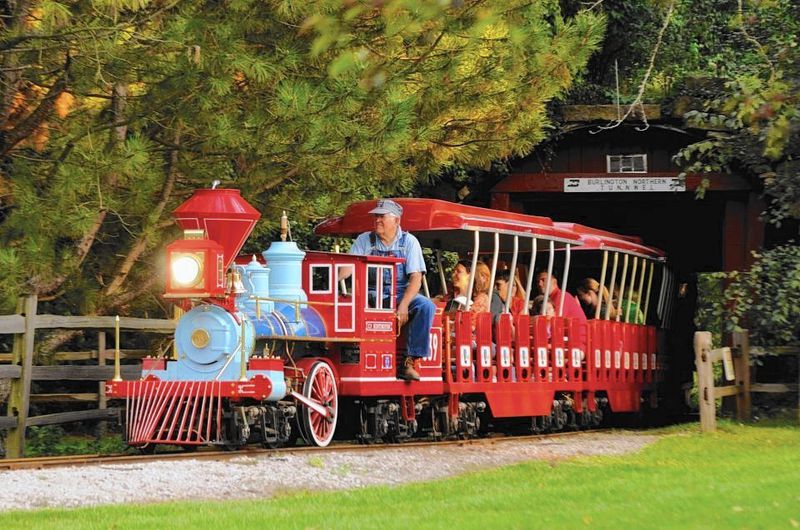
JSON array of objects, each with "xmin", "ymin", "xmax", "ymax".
[{"xmin": 0, "ymin": 0, "xmax": 605, "ymax": 318}]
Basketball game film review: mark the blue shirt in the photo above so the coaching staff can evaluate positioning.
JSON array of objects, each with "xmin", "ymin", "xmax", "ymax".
[{"xmin": 350, "ymin": 227, "xmax": 426, "ymax": 299}]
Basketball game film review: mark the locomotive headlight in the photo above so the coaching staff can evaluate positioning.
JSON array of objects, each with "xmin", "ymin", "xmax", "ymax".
[
  {"xmin": 164, "ymin": 237, "xmax": 223, "ymax": 298},
  {"xmin": 171, "ymin": 253, "xmax": 203, "ymax": 287}
]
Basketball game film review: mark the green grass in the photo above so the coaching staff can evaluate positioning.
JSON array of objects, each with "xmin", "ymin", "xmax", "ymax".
[{"xmin": 2, "ymin": 422, "xmax": 799, "ymax": 529}]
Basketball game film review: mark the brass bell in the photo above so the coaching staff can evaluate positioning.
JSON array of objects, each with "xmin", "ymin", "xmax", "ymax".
[{"xmin": 226, "ymin": 269, "xmax": 247, "ymax": 295}]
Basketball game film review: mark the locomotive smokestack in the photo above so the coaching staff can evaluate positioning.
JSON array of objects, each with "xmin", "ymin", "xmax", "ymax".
[{"xmin": 173, "ymin": 188, "xmax": 261, "ymax": 270}]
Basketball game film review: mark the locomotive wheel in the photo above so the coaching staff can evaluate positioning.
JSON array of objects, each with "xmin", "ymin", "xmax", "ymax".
[
  {"xmin": 222, "ymin": 406, "xmax": 248, "ymax": 451},
  {"xmin": 356, "ymin": 402, "xmax": 376, "ymax": 444},
  {"xmin": 299, "ymin": 361, "xmax": 338, "ymax": 447}
]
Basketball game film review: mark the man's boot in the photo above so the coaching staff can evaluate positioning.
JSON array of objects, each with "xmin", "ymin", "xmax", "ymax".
[{"xmin": 399, "ymin": 356, "xmax": 420, "ymax": 381}]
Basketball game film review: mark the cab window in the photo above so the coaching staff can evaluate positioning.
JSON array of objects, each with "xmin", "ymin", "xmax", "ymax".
[
  {"xmin": 336, "ymin": 264, "xmax": 354, "ymax": 300},
  {"xmin": 310, "ymin": 265, "xmax": 332, "ymax": 293},
  {"xmin": 366, "ymin": 264, "xmax": 394, "ymax": 311}
]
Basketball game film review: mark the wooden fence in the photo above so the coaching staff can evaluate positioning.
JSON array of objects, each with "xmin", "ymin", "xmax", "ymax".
[
  {"xmin": 694, "ymin": 330, "xmax": 800, "ymax": 432},
  {"xmin": 0, "ymin": 295, "xmax": 175, "ymax": 458}
]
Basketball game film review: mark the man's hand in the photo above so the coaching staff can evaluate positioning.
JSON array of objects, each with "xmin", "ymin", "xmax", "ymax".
[{"xmin": 396, "ymin": 300, "xmax": 410, "ymax": 328}]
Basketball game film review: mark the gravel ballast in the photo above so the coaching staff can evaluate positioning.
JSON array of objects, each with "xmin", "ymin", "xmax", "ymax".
[{"xmin": 0, "ymin": 432, "xmax": 657, "ymax": 512}]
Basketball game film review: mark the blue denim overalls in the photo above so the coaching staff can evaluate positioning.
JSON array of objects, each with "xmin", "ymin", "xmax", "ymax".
[{"xmin": 367, "ymin": 231, "xmax": 434, "ymax": 359}]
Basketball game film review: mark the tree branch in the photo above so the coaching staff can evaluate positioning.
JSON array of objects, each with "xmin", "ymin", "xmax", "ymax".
[
  {"xmin": 736, "ymin": 0, "xmax": 775, "ymax": 82},
  {"xmin": 104, "ymin": 127, "xmax": 180, "ymax": 297},
  {"xmin": 590, "ymin": 0, "xmax": 675, "ymax": 134},
  {"xmin": 0, "ymin": 71, "xmax": 67, "ymax": 156}
]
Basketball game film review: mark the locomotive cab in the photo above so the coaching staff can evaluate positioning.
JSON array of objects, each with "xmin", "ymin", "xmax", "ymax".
[{"xmin": 302, "ymin": 251, "xmax": 442, "ymax": 388}]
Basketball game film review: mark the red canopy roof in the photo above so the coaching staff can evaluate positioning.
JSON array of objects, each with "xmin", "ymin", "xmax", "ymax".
[
  {"xmin": 316, "ymin": 198, "xmax": 665, "ymax": 259},
  {"xmin": 315, "ymin": 198, "xmax": 582, "ymax": 253},
  {"xmin": 555, "ymin": 222, "xmax": 665, "ymax": 260}
]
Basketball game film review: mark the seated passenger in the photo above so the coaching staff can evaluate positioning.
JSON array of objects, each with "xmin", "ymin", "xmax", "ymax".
[
  {"xmin": 531, "ymin": 294, "xmax": 556, "ymax": 317},
  {"xmin": 614, "ymin": 290, "xmax": 645, "ymax": 324},
  {"xmin": 576, "ymin": 277, "xmax": 617, "ymax": 320},
  {"xmin": 492, "ymin": 269, "xmax": 526, "ymax": 322},
  {"xmin": 447, "ymin": 260, "xmax": 472, "ymax": 311},
  {"xmin": 535, "ymin": 271, "xmax": 587, "ymax": 323},
  {"xmin": 349, "ymin": 199, "xmax": 435, "ymax": 381},
  {"xmin": 535, "ymin": 270, "xmax": 587, "ymax": 350},
  {"xmin": 471, "ymin": 261, "xmax": 492, "ymax": 315},
  {"xmin": 447, "ymin": 261, "xmax": 494, "ymax": 330},
  {"xmin": 530, "ymin": 295, "xmax": 556, "ymax": 340}
]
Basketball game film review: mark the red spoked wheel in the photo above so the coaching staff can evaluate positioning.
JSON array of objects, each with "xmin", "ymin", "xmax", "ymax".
[{"xmin": 299, "ymin": 361, "xmax": 338, "ymax": 447}]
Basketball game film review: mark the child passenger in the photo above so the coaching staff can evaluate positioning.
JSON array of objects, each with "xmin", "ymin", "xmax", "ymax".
[
  {"xmin": 531, "ymin": 295, "xmax": 556, "ymax": 317},
  {"xmin": 531, "ymin": 295, "xmax": 556, "ymax": 341},
  {"xmin": 492, "ymin": 269, "xmax": 526, "ymax": 322}
]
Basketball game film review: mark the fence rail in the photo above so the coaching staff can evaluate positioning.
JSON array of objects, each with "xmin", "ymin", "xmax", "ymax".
[
  {"xmin": 694, "ymin": 330, "xmax": 800, "ymax": 432},
  {"xmin": 1, "ymin": 295, "xmax": 175, "ymax": 458},
  {"xmin": 0, "ymin": 349, "xmax": 151, "ymax": 363}
]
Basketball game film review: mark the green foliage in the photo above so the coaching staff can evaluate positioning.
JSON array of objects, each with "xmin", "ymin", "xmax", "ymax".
[
  {"xmin": 0, "ymin": 0, "xmax": 606, "ymax": 319},
  {"xmin": 562, "ymin": 0, "xmax": 799, "ymax": 225},
  {"xmin": 696, "ymin": 244, "xmax": 800, "ymax": 347},
  {"xmin": 695, "ymin": 272, "xmax": 727, "ymax": 347},
  {"xmin": 671, "ymin": 0, "xmax": 800, "ymax": 223},
  {"xmin": 561, "ymin": 0, "xmax": 666, "ymax": 100},
  {"xmin": 24, "ymin": 426, "xmax": 127, "ymax": 457},
  {"xmin": 23, "ymin": 426, "xmax": 65, "ymax": 456}
]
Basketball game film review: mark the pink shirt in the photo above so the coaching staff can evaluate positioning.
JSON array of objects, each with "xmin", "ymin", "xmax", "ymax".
[{"xmin": 548, "ymin": 287, "xmax": 587, "ymax": 349}]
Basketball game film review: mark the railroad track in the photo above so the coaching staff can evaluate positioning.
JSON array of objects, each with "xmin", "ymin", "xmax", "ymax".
[{"xmin": 0, "ymin": 429, "xmax": 616, "ymax": 471}]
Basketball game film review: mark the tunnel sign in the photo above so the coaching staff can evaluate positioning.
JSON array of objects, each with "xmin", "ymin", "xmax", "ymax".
[{"xmin": 564, "ymin": 177, "xmax": 686, "ymax": 193}]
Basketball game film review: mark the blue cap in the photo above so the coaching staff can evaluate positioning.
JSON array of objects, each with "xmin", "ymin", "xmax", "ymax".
[{"xmin": 368, "ymin": 199, "xmax": 403, "ymax": 217}]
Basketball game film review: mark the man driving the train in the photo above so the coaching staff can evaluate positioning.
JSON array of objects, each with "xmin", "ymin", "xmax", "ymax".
[{"xmin": 349, "ymin": 199, "xmax": 436, "ymax": 381}]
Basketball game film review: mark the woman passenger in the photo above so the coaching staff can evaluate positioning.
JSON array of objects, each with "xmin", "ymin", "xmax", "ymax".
[
  {"xmin": 471, "ymin": 261, "xmax": 492, "ymax": 314},
  {"xmin": 447, "ymin": 260, "xmax": 472, "ymax": 310},
  {"xmin": 576, "ymin": 278, "xmax": 616, "ymax": 320}
]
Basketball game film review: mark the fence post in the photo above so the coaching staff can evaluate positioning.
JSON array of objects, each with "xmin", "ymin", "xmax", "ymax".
[
  {"xmin": 6, "ymin": 295, "xmax": 38, "ymax": 458},
  {"xmin": 731, "ymin": 330, "xmax": 751, "ymax": 421},
  {"xmin": 694, "ymin": 331, "xmax": 716, "ymax": 432},
  {"xmin": 97, "ymin": 331, "xmax": 107, "ymax": 435}
]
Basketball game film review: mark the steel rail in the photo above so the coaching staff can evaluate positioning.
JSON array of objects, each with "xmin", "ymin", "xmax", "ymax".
[{"xmin": 0, "ymin": 429, "xmax": 624, "ymax": 471}]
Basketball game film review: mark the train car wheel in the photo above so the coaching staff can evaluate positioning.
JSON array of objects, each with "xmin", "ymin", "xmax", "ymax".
[{"xmin": 300, "ymin": 362, "xmax": 338, "ymax": 447}]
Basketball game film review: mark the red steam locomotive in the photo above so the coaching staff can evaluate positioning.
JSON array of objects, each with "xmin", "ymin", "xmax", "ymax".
[{"xmin": 106, "ymin": 186, "xmax": 676, "ymax": 449}]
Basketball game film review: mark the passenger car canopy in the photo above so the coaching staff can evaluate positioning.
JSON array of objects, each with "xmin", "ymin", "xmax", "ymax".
[
  {"xmin": 554, "ymin": 222, "xmax": 665, "ymax": 261},
  {"xmin": 316, "ymin": 198, "xmax": 583, "ymax": 253}
]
